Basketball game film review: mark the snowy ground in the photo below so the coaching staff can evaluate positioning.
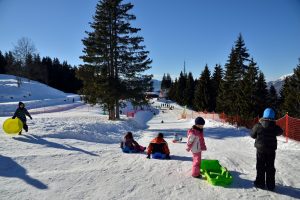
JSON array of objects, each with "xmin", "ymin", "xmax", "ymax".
[
  {"xmin": 0, "ymin": 101, "xmax": 299, "ymax": 200},
  {"xmin": 0, "ymin": 74, "xmax": 81, "ymax": 116}
]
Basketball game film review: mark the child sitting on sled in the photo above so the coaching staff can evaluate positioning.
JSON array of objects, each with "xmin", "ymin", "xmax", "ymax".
[
  {"xmin": 186, "ymin": 117, "xmax": 207, "ymax": 178},
  {"xmin": 147, "ymin": 133, "xmax": 171, "ymax": 159},
  {"xmin": 120, "ymin": 132, "xmax": 146, "ymax": 153}
]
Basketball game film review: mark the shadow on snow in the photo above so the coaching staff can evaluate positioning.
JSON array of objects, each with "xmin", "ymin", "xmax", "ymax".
[
  {"xmin": 13, "ymin": 134, "xmax": 98, "ymax": 156},
  {"xmin": 0, "ymin": 154, "xmax": 48, "ymax": 190}
]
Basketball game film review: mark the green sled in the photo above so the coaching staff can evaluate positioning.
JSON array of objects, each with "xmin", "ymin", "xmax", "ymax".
[{"xmin": 200, "ymin": 159, "xmax": 233, "ymax": 186}]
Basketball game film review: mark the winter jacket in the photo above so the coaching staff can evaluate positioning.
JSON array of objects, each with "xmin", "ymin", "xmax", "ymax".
[
  {"xmin": 251, "ymin": 118, "xmax": 283, "ymax": 153},
  {"xmin": 187, "ymin": 125, "xmax": 207, "ymax": 153},
  {"xmin": 147, "ymin": 137, "xmax": 170, "ymax": 155},
  {"xmin": 120, "ymin": 138, "xmax": 140, "ymax": 150},
  {"xmin": 12, "ymin": 107, "xmax": 32, "ymax": 123}
]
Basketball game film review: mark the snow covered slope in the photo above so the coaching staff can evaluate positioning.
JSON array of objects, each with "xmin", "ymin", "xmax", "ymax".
[
  {"xmin": 0, "ymin": 101, "xmax": 299, "ymax": 200},
  {"xmin": 0, "ymin": 74, "xmax": 80, "ymax": 116},
  {"xmin": 0, "ymin": 74, "xmax": 68, "ymax": 102}
]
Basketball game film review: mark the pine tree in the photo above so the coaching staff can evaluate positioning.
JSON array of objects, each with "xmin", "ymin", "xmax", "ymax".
[
  {"xmin": 165, "ymin": 73, "xmax": 172, "ymax": 89},
  {"xmin": 235, "ymin": 33, "xmax": 250, "ymax": 72},
  {"xmin": 211, "ymin": 64, "xmax": 223, "ymax": 112},
  {"xmin": 255, "ymin": 72, "xmax": 269, "ymax": 117},
  {"xmin": 194, "ymin": 65, "xmax": 211, "ymax": 111},
  {"xmin": 183, "ymin": 72, "xmax": 195, "ymax": 108},
  {"xmin": 41, "ymin": 57, "xmax": 51, "ymax": 83},
  {"xmin": 160, "ymin": 73, "xmax": 172, "ymax": 98},
  {"xmin": 4, "ymin": 51, "xmax": 19, "ymax": 76},
  {"xmin": 0, "ymin": 51, "xmax": 7, "ymax": 74},
  {"xmin": 161, "ymin": 74, "xmax": 167, "ymax": 90},
  {"xmin": 77, "ymin": 0, "xmax": 152, "ymax": 120},
  {"xmin": 25, "ymin": 53, "xmax": 34, "ymax": 80},
  {"xmin": 239, "ymin": 58, "xmax": 259, "ymax": 119},
  {"xmin": 176, "ymin": 71, "xmax": 187, "ymax": 105},
  {"xmin": 217, "ymin": 34, "xmax": 250, "ymax": 116},
  {"xmin": 216, "ymin": 48, "xmax": 239, "ymax": 115},
  {"xmin": 267, "ymin": 85, "xmax": 278, "ymax": 112},
  {"xmin": 280, "ymin": 63, "xmax": 300, "ymax": 118},
  {"xmin": 168, "ymin": 78, "xmax": 178, "ymax": 101}
]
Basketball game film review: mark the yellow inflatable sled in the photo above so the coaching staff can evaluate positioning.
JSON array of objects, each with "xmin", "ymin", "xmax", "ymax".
[{"xmin": 2, "ymin": 118, "xmax": 23, "ymax": 135}]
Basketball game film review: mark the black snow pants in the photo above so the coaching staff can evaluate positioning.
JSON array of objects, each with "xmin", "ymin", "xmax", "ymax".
[
  {"xmin": 255, "ymin": 150, "xmax": 276, "ymax": 190},
  {"xmin": 23, "ymin": 123, "xmax": 28, "ymax": 132},
  {"xmin": 19, "ymin": 121, "xmax": 28, "ymax": 133}
]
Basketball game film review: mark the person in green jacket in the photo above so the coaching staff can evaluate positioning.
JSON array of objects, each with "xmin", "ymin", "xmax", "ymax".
[{"xmin": 12, "ymin": 102, "xmax": 32, "ymax": 135}]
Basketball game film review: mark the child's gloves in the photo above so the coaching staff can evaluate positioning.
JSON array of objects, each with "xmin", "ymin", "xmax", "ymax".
[
  {"xmin": 30, "ymin": 116, "xmax": 33, "ymax": 120},
  {"xmin": 146, "ymin": 154, "xmax": 150, "ymax": 159},
  {"xmin": 186, "ymin": 148, "xmax": 191, "ymax": 152},
  {"xmin": 201, "ymin": 146, "xmax": 207, "ymax": 151}
]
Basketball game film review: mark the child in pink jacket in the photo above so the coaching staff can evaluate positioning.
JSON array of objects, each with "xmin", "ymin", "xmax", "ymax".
[{"xmin": 186, "ymin": 117, "xmax": 207, "ymax": 178}]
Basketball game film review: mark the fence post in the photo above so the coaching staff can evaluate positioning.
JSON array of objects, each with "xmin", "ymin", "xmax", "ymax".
[{"xmin": 286, "ymin": 112, "xmax": 289, "ymax": 143}]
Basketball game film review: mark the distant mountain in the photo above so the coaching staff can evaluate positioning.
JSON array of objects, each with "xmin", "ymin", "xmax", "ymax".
[
  {"xmin": 267, "ymin": 73, "xmax": 293, "ymax": 93},
  {"xmin": 151, "ymin": 79, "xmax": 161, "ymax": 92}
]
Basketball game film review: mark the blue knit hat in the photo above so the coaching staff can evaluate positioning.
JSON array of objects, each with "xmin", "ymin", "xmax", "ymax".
[
  {"xmin": 263, "ymin": 108, "xmax": 275, "ymax": 119},
  {"xmin": 195, "ymin": 117, "xmax": 205, "ymax": 125}
]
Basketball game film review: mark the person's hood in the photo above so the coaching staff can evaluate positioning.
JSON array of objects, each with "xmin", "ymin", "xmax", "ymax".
[
  {"xmin": 192, "ymin": 125, "xmax": 203, "ymax": 132},
  {"xmin": 259, "ymin": 118, "xmax": 276, "ymax": 128},
  {"xmin": 18, "ymin": 102, "xmax": 25, "ymax": 108}
]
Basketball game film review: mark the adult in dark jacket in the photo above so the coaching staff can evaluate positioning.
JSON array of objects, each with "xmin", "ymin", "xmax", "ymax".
[
  {"xmin": 251, "ymin": 108, "xmax": 283, "ymax": 191},
  {"xmin": 12, "ymin": 102, "xmax": 32, "ymax": 134}
]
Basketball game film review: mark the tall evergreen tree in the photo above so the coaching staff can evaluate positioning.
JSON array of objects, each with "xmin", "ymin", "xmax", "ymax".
[
  {"xmin": 234, "ymin": 33, "xmax": 250, "ymax": 72},
  {"xmin": 0, "ymin": 51, "xmax": 7, "ymax": 74},
  {"xmin": 4, "ymin": 51, "xmax": 19, "ymax": 77},
  {"xmin": 77, "ymin": 0, "xmax": 152, "ymax": 120},
  {"xmin": 211, "ymin": 64, "xmax": 223, "ymax": 111},
  {"xmin": 165, "ymin": 73, "xmax": 172, "ymax": 89},
  {"xmin": 239, "ymin": 58, "xmax": 259, "ymax": 119},
  {"xmin": 255, "ymin": 72, "xmax": 269, "ymax": 117},
  {"xmin": 161, "ymin": 74, "xmax": 167, "ymax": 90},
  {"xmin": 194, "ymin": 65, "xmax": 211, "ymax": 111},
  {"xmin": 183, "ymin": 72, "xmax": 195, "ymax": 108},
  {"xmin": 267, "ymin": 85, "xmax": 278, "ymax": 112},
  {"xmin": 161, "ymin": 73, "xmax": 172, "ymax": 90},
  {"xmin": 168, "ymin": 78, "xmax": 178, "ymax": 101},
  {"xmin": 280, "ymin": 63, "xmax": 300, "ymax": 118},
  {"xmin": 217, "ymin": 34, "xmax": 250, "ymax": 116},
  {"xmin": 176, "ymin": 71, "xmax": 187, "ymax": 105},
  {"xmin": 25, "ymin": 53, "xmax": 34, "ymax": 79},
  {"xmin": 216, "ymin": 48, "xmax": 239, "ymax": 115},
  {"xmin": 42, "ymin": 56, "xmax": 56, "ymax": 86},
  {"xmin": 279, "ymin": 77, "xmax": 290, "ymax": 116}
]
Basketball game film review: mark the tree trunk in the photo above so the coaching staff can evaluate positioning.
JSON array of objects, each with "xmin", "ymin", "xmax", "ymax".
[
  {"xmin": 115, "ymin": 99, "xmax": 120, "ymax": 119},
  {"xmin": 108, "ymin": 103, "xmax": 116, "ymax": 120}
]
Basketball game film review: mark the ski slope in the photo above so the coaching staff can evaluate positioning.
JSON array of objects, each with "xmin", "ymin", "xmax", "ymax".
[
  {"xmin": 0, "ymin": 74, "xmax": 81, "ymax": 116},
  {"xmin": 0, "ymin": 101, "xmax": 299, "ymax": 200}
]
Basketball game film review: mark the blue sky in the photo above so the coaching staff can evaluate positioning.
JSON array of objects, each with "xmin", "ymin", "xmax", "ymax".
[{"xmin": 0, "ymin": 0, "xmax": 299, "ymax": 81}]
